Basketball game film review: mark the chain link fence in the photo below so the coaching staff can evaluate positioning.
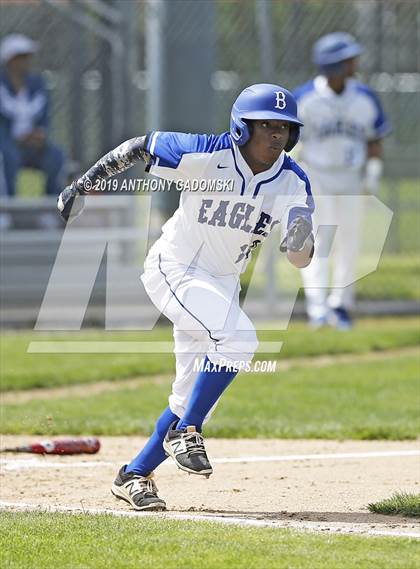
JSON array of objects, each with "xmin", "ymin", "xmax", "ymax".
[
  {"xmin": 1, "ymin": 0, "xmax": 141, "ymax": 166},
  {"xmin": 2, "ymin": 1, "xmax": 418, "ymax": 169}
]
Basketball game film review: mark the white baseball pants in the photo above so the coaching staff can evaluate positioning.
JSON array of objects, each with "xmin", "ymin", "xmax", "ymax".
[
  {"xmin": 300, "ymin": 172, "xmax": 364, "ymax": 319},
  {"xmin": 141, "ymin": 244, "xmax": 258, "ymax": 419}
]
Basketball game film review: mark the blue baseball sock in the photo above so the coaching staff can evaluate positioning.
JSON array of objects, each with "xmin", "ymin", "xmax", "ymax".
[
  {"xmin": 176, "ymin": 356, "xmax": 238, "ymax": 432},
  {"xmin": 125, "ymin": 406, "xmax": 179, "ymax": 476}
]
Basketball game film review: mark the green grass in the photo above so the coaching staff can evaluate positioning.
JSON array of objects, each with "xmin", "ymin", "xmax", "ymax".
[
  {"xmin": 381, "ymin": 178, "xmax": 420, "ymax": 255},
  {"xmin": 0, "ymin": 327, "xmax": 175, "ymax": 392},
  {"xmin": 1, "ymin": 317, "xmax": 418, "ymax": 391},
  {"xmin": 356, "ymin": 255, "xmax": 419, "ymax": 300},
  {"xmin": 0, "ymin": 512, "xmax": 418, "ymax": 569},
  {"xmin": 243, "ymin": 252, "xmax": 419, "ymax": 302},
  {"xmin": 242, "ymin": 253, "xmax": 420, "ymax": 302},
  {"xmin": 2, "ymin": 354, "xmax": 418, "ymax": 439},
  {"xmin": 368, "ymin": 492, "xmax": 420, "ymax": 518}
]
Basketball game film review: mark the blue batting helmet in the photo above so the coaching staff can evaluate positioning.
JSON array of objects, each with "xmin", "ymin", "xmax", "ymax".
[
  {"xmin": 312, "ymin": 32, "xmax": 363, "ymax": 76},
  {"xmin": 230, "ymin": 83, "xmax": 303, "ymax": 151}
]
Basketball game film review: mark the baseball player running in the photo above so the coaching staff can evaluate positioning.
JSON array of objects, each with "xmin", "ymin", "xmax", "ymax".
[
  {"xmin": 57, "ymin": 84, "xmax": 314, "ymax": 511},
  {"xmin": 294, "ymin": 32, "xmax": 391, "ymax": 329}
]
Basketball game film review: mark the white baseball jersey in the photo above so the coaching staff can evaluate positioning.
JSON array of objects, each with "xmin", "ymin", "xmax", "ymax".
[
  {"xmin": 295, "ymin": 76, "xmax": 390, "ymax": 318},
  {"xmin": 144, "ymin": 131, "xmax": 314, "ymax": 276},
  {"xmin": 294, "ymin": 76, "xmax": 391, "ymax": 174}
]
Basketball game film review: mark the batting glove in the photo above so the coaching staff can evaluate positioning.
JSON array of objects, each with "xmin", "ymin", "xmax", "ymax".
[
  {"xmin": 363, "ymin": 157, "xmax": 383, "ymax": 195},
  {"xmin": 280, "ymin": 216, "xmax": 313, "ymax": 253},
  {"xmin": 57, "ymin": 182, "xmax": 85, "ymax": 223}
]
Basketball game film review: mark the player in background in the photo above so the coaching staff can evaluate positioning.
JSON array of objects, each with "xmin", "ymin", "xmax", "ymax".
[
  {"xmin": 57, "ymin": 84, "xmax": 314, "ymax": 511},
  {"xmin": 293, "ymin": 32, "xmax": 391, "ymax": 329}
]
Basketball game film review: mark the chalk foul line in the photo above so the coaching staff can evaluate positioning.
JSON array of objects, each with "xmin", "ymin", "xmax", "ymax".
[{"xmin": 1, "ymin": 449, "xmax": 419, "ymax": 471}]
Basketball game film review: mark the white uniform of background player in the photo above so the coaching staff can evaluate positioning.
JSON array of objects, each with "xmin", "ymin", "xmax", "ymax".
[{"xmin": 294, "ymin": 32, "xmax": 391, "ymax": 329}]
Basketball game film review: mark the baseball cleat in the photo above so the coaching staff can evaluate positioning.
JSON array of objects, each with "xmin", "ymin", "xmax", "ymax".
[
  {"xmin": 163, "ymin": 422, "xmax": 213, "ymax": 477},
  {"xmin": 329, "ymin": 307, "xmax": 353, "ymax": 330},
  {"xmin": 111, "ymin": 466, "xmax": 166, "ymax": 511}
]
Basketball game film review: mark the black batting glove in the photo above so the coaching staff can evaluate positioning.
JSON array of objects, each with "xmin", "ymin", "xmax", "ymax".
[
  {"xmin": 57, "ymin": 182, "xmax": 85, "ymax": 223},
  {"xmin": 280, "ymin": 215, "xmax": 313, "ymax": 253}
]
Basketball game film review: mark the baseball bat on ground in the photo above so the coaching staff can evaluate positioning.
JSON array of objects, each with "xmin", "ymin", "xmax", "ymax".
[{"xmin": 0, "ymin": 437, "xmax": 101, "ymax": 455}]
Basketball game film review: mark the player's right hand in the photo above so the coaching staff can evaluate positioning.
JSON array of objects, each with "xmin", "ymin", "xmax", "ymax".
[{"xmin": 57, "ymin": 182, "xmax": 85, "ymax": 223}]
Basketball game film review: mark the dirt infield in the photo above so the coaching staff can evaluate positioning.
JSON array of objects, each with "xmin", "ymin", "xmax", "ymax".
[{"xmin": 1, "ymin": 436, "xmax": 419, "ymax": 538}]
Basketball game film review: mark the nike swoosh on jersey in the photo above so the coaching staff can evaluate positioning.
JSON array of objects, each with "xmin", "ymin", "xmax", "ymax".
[{"xmin": 217, "ymin": 164, "xmax": 228, "ymax": 169}]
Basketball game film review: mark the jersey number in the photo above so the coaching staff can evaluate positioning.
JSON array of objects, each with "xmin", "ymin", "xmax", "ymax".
[
  {"xmin": 344, "ymin": 146, "xmax": 356, "ymax": 166},
  {"xmin": 235, "ymin": 239, "xmax": 261, "ymax": 264}
]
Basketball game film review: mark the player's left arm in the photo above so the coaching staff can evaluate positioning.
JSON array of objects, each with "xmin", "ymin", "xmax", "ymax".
[
  {"xmin": 363, "ymin": 86, "xmax": 391, "ymax": 195},
  {"xmin": 364, "ymin": 138, "xmax": 384, "ymax": 195},
  {"xmin": 282, "ymin": 216, "xmax": 314, "ymax": 268},
  {"xmin": 279, "ymin": 163, "xmax": 315, "ymax": 268},
  {"xmin": 279, "ymin": 206, "xmax": 314, "ymax": 269}
]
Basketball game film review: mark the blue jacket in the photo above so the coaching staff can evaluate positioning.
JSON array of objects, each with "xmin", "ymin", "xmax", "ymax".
[{"xmin": 0, "ymin": 70, "xmax": 49, "ymax": 145}]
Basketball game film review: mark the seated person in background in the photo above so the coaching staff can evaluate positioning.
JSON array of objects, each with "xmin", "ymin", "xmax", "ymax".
[{"xmin": 0, "ymin": 34, "xmax": 66, "ymax": 198}]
